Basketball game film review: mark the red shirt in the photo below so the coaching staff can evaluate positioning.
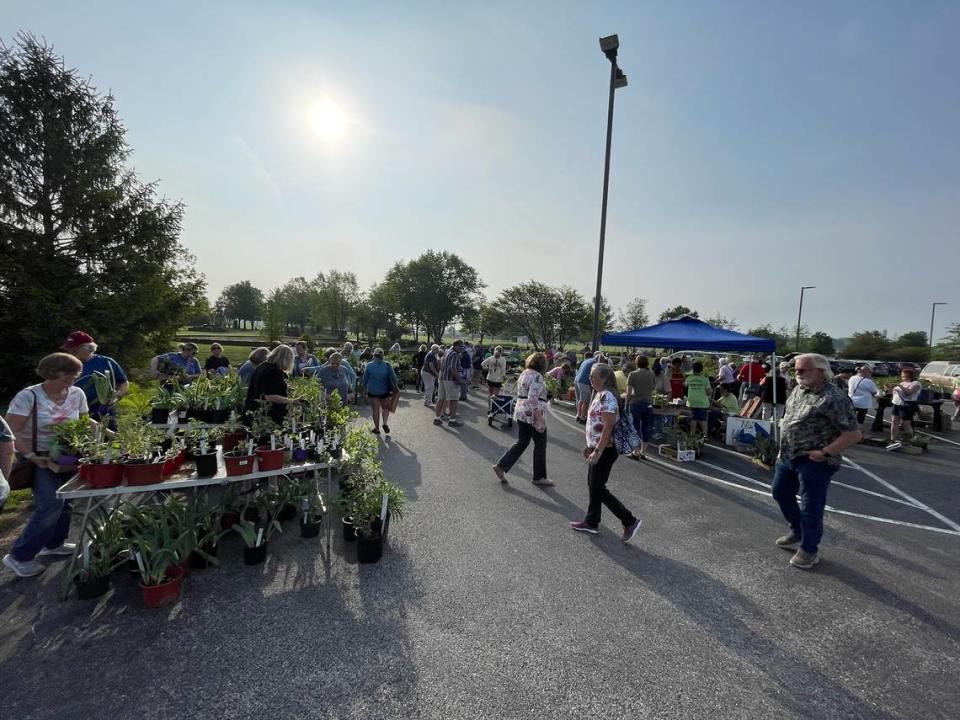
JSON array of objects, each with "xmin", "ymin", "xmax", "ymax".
[
  {"xmin": 670, "ymin": 370, "xmax": 685, "ymax": 400},
  {"xmin": 738, "ymin": 362, "xmax": 765, "ymax": 385}
]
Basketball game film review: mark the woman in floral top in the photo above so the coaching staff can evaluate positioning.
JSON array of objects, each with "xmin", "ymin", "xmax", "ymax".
[
  {"xmin": 570, "ymin": 363, "xmax": 642, "ymax": 542},
  {"xmin": 492, "ymin": 353, "xmax": 553, "ymax": 486}
]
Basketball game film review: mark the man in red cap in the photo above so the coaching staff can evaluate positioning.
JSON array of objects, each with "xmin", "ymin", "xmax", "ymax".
[{"xmin": 61, "ymin": 331, "xmax": 128, "ymax": 429}]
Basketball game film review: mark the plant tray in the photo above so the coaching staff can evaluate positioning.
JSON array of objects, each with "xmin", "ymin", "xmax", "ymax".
[{"xmin": 659, "ymin": 445, "xmax": 696, "ymax": 462}]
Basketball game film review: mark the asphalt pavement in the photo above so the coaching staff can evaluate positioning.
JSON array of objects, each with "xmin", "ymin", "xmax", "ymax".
[{"xmin": 1, "ymin": 387, "xmax": 958, "ymax": 720}]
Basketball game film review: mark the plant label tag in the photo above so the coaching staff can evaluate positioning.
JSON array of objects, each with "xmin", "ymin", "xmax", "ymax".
[
  {"xmin": 380, "ymin": 493, "xmax": 389, "ymax": 525},
  {"xmin": 256, "ymin": 527, "xmax": 264, "ymax": 547}
]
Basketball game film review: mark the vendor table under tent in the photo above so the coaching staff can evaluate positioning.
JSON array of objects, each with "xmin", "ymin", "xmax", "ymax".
[{"xmin": 601, "ymin": 315, "xmax": 780, "ymax": 438}]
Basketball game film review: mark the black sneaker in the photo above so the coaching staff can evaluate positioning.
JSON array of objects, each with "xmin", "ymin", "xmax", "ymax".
[
  {"xmin": 432, "ymin": 418, "xmax": 443, "ymax": 426},
  {"xmin": 383, "ymin": 424, "xmax": 390, "ymax": 434}
]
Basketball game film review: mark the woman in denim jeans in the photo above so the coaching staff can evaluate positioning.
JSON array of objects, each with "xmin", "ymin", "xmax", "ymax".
[{"xmin": 3, "ymin": 353, "xmax": 93, "ymax": 578}]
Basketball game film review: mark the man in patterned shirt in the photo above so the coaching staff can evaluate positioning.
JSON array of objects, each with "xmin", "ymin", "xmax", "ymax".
[
  {"xmin": 434, "ymin": 339, "xmax": 465, "ymax": 428},
  {"xmin": 772, "ymin": 353, "xmax": 862, "ymax": 570}
]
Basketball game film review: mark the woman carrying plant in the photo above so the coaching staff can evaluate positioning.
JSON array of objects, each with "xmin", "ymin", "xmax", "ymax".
[
  {"xmin": 361, "ymin": 348, "xmax": 400, "ymax": 435},
  {"xmin": 481, "ymin": 346, "xmax": 507, "ymax": 399},
  {"xmin": 150, "ymin": 342, "xmax": 202, "ymax": 383},
  {"xmin": 292, "ymin": 341, "xmax": 320, "ymax": 378},
  {"xmin": 3, "ymin": 353, "xmax": 90, "ymax": 578},
  {"xmin": 570, "ymin": 363, "xmax": 642, "ymax": 542},
  {"xmin": 204, "ymin": 343, "xmax": 231, "ymax": 375},
  {"xmin": 493, "ymin": 352, "xmax": 553, "ymax": 486},
  {"xmin": 243, "ymin": 344, "xmax": 298, "ymax": 426},
  {"xmin": 238, "ymin": 346, "xmax": 269, "ymax": 386},
  {"xmin": 61, "ymin": 331, "xmax": 129, "ymax": 429}
]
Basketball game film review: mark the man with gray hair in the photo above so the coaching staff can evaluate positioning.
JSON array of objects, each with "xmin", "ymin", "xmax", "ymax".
[
  {"xmin": 434, "ymin": 339, "xmax": 464, "ymax": 427},
  {"xmin": 772, "ymin": 353, "xmax": 861, "ymax": 569}
]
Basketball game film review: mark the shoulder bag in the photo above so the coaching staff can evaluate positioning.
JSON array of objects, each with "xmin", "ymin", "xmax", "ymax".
[{"xmin": 8, "ymin": 389, "xmax": 39, "ymax": 490}]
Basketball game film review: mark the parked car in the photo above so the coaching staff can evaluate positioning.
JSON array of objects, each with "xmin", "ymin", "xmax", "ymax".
[
  {"xmin": 828, "ymin": 359, "xmax": 857, "ymax": 374},
  {"xmin": 920, "ymin": 361, "xmax": 960, "ymax": 395}
]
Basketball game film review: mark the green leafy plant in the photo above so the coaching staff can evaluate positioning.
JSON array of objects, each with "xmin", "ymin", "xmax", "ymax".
[
  {"xmin": 70, "ymin": 506, "xmax": 127, "ymax": 582},
  {"xmin": 47, "ymin": 418, "xmax": 94, "ymax": 458},
  {"xmin": 125, "ymin": 502, "xmax": 195, "ymax": 585},
  {"xmin": 92, "ymin": 368, "xmax": 119, "ymax": 408},
  {"xmin": 116, "ymin": 416, "xmax": 166, "ymax": 461}
]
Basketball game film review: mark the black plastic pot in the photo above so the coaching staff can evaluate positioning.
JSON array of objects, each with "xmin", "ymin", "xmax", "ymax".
[
  {"xmin": 342, "ymin": 516, "xmax": 356, "ymax": 541},
  {"xmin": 207, "ymin": 408, "xmax": 230, "ymax": 424},
  {"xmin": 329, "ymin": 446, "xmax": 342, "ymax": 459},
  {"xmin": 277, "ymin": 504, "xmax": 298, "ymax": 522},
  {"xmin": 301, "ymin": 519, "xmax": 321, "ymax": 538},
  {"xmin": 242, "ymin": 506, "xmax": 260, "ymax": 524},
  {"xmin": 74, "ymin": 573, "xmax": 110, "ymax": 600},
  {"xmin": 150, "ymin": 407, "xmax": 170, "ymax": 424},
  {"xmin": 357, "ymin": 533, "xmax": 384, "ymax": 563},
  {"xmin": 194, "ymin": 451, "xmax": 219, "ymax": 478},
  {"xmin": 243, "ymin": 543, "xmax": 267, "ymax": 565},
  {"xmin": 189, "ymin": 543, "xmax": 219, "ymax": 569},
  {"xmin": 160, "ymin": 437, "xmax": 174, "ymax": 453},
  {"xmin": 371, "ymin": 515, "xmax": 391, "ymax": 544}
]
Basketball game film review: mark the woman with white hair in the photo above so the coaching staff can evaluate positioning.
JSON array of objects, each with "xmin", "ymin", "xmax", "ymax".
[
  {"xmin": 243, "ymin": 344, "xmax": 298, "ymax": 425},
  {"xmin": 61, "ymin": 330, "xmax": 129, "ymax": 427}
]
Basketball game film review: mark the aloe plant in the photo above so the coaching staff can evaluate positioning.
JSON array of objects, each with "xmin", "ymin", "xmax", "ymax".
[
  {"xmin": 70, "ymin": 506, "xmax": 127, "ymax": 582},
  {"xmin": 92, "ymin": 369, "xmax": 119, "ymax": 408}
]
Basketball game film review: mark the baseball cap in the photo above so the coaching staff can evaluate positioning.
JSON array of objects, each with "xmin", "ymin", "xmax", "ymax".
[{"xmin": 62, "ymin": 331, "xmax": 94, "ymax": 349}]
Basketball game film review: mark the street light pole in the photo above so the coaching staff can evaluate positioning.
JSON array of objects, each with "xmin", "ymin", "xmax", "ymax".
[
  {"xmin": 796, "ymin": 286, "xmax": 815, "ymax": 353},
  {"xmin": 591, "ymin": 35, "xmax": 627, "ymax": 352},
  {"xmin": 929, "ymin": 302, "xmax": 947, "ymax": 359}
]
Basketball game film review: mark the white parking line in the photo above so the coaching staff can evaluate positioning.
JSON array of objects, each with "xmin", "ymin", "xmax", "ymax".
[
  {"xmin": 546, "ymin": 403, "xmax": 960, "ymax": 538},
  {"xmin": 844, "ymin": 457, "xmax": 960, "ymax": 532}
]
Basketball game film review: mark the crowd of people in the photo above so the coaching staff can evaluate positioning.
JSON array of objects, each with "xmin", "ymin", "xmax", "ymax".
[{"xmin": 1, "ymin": 329, "xmax": 955, "ymax": 580}]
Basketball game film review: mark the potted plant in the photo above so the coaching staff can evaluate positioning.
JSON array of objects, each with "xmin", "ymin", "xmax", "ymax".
[
  {"xmin": 220, "ymin": 411, "xmax": 247, "ymax": 454},
  {"xmin": 188, "ymin": 494, "xmax": 227, "ymax": 569},
  {"xmin": 232, "ymin": 513, "xmax": 281, "ymax": 565},
  {"xmin": 300, "ymin": 491, "xmax": 325, "ymax": 539},
  {"xmin": 47, "ymin": 418, "xmax": 94, "ymax": 473},
  {"xmin": 351, "ymin": 478, "xmax": 407, "ymax": 563},
  {"xmin": 182, "ymin": 421, "xmax": 221, "ymax": 478},
  {"xmin": 224, "ymin": 435, "xmax": 258, "ymax": 477},
  {"xmin": 128, "ymin": 511, "xmax": 192, "ymax": 608},
  {"xmin": 119, "ymin": 418, "xmax": 168, "ymax": 486},
  {"xmin": 69, "ymin": 507, "xmax": 126, "ymax": 599},
  {"xmin": 78, "ymin": 425, "xmax": 125, "ymax": 488}
]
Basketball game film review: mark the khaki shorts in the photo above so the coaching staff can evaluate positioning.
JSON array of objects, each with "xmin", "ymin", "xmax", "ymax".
[{"xmin": 438, "ymin": 380, "xmax": 460, "ymax": 401}]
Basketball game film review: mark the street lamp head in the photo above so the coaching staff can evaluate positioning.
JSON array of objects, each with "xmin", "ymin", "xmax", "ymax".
[
  {"xmin": 599, "ymin": 34, "xmax": 619, "ymax": 61},
  {"xmin": 802, "ymin": 285, "xmax": 816, "ymax": 290}
]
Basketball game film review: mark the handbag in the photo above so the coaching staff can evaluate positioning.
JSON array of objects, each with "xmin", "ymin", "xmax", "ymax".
[
  {"xmin": 8, "ymin": 389, "xmax": 38, "ymax": 490},
  {"xmin": 611, "ymin": 394, "xmax": 641, "ymax": 455}
]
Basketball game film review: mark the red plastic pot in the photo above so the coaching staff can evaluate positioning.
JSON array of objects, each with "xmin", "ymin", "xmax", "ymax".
[
  {"xmin": 221, "ymin": 431, "xmax": 247, "ymax": 454},
  {"xmin": 140, "ymin": 565, "xmax": 185, "ymax": 608},
  {"xmin": 124, "ymin": 461, "xmax": 167, "ymax": 486},
  {"xmin": 83, "ymin": 462, "xmax": 125, "ymax": 489},
  {"xmin": 224, "ymin": 452, "xmax": 256, "ymax": 477},
  {"xmin": 255, "ymin": 446, "xmax": 285, "ymax": 472}
]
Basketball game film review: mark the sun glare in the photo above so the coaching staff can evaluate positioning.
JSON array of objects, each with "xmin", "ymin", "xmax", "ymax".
[{"xmin": 308, "ymin": 99, "xmax": 348, "ymax": 143}]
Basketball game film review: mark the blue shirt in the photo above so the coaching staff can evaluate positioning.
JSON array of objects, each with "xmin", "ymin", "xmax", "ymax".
[
  {"xmin": 76, "ymin": 354, "xmax": 127, "ymax": 417},
  {"xmin": 575, "ymin": 358, "xmax": 597, "ymax": 384},
  {"xmin": 159, "ymin": 352, "xmax": 201, "ymax": 377},
  {"xmin": 238, "ymin": 360, "xmax": 257, "ymax": 385},
  {"xmin": 317, "ymin": 363, "xmax": 350, "ymax": 400},
  {"xmin": 361, "ymin": 358, "xmax": 398, "ymax": 396},
  {"xmin": 341, "ymin": 360, "xmax": 357, "ymax": 388},
  {"xmin": 293, "ymin": 353, "xmax": 320, "ymax": 377}
]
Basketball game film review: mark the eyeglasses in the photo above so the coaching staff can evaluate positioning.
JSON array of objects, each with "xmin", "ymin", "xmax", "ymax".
[{"xmin": 795, "ymin": 368, "xmax": 819, "ymax": 375}]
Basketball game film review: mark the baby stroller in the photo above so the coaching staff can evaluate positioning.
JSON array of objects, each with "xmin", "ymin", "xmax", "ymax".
[{"xmin": 488, "ymin": 394, "xmax": 514, "ymax": 428}]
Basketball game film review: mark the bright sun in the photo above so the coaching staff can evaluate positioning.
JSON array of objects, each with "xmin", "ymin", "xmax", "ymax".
[{"xmin": 308, "ymin": 99, "xmax": 348, "ymax": 143}]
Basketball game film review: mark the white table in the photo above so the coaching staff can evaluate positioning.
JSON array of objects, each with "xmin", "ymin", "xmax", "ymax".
[{"xmin": 57, "ymin": 450, "xmax": 344, "ymax": 598}]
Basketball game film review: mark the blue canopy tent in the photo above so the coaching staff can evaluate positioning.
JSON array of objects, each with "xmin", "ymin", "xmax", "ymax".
[
  {"xmin": 601, "ymin": 316, "xmax": 780, "ymax": 433},
  {"xmin": 601, "ymin": 315, "xmax": 775, "ymax": 353}
]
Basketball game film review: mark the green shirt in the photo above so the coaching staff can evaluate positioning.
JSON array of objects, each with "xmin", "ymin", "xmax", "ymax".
[
  {"xmin": 718, "ymin": 393, "xmax": 740, "ymax": 415},
  {"xmin": 684, "ymin": 374, "xmax": 712, "ymax": 409}
]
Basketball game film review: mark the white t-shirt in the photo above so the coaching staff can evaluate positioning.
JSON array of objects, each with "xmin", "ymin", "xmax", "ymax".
[
  {"xmin": 7, "ymin": 384, "xmax": 89, "ymax": 452},
  {"xmin": 847, "ymin": 375, "xmax": 878, "ymax": 410},
  {"xmin": 481, "ymin": 355, "xmax": 507, "ymax": 383},
  {"xmin": 892, "ymin": 381, "xmax": 922, "ymax": 406}
]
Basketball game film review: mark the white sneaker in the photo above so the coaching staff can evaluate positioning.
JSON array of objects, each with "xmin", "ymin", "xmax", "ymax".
[
  {"xmin": 3, "ymin": 553, "xmax": 46, "ymax": 577},
  {"xmin": 37, "ymin": 542, "xmax": 77, "ymax": 557},
  {"xmin": 885, "ymin": 442, "xmax": 902, "ymax": 451}
]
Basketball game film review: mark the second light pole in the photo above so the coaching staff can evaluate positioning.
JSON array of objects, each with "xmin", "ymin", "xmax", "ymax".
[{"xmin": 591, "ymin": 34, "xmax": 628, "ymax": 352}]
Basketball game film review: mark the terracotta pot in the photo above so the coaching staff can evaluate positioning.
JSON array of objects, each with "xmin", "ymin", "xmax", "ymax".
[
  {"xmin": 255, "ymin": 446, "xmax": 285, "ymax": 472},
  {"xmin": 224, "ymin": 452, "xmax": 256, "ymax": 477},
  {"xmin": 83, "ymin": 462, "xmax": 125, "ymax": 489},
  {"xmin": 124, "ymin": 460, "xmax": 167, "ymax": 486},
  {"xmin": 140, "ymin": 565, "xmax": 185, "ymax": 608}
]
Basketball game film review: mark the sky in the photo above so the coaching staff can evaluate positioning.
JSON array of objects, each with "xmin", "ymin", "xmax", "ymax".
[{"xmin": 3, "ymin": 1, "xmax": 958, "ymax": 341}]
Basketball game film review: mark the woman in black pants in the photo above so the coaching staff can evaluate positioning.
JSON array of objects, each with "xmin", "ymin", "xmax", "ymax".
[
  {"xmin": 493, "ymin": 352, "xmax": 553, "ymax": 486},
  {"xmin": 570, "ymin": 363, "xmax": 642, "ymax": 542}
]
